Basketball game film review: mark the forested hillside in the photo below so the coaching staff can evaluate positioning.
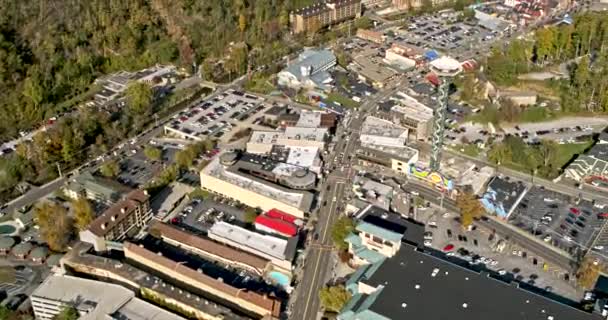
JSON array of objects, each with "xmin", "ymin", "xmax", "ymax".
[{"xmin": 0, "ymin": 0, "xmax": 313, "ymax": 140}]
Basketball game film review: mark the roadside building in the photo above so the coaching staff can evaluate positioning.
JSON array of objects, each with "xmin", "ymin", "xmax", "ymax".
[
  {"xmin": 565, "ymin": 134, "xmax": 608, "ymax": 184},
  {"xmin": 79, "ymin": 189, "xmax": 152, "ymax": 252},
  {"xmin": 498, "ymin": 90, "xmax": 538, "ymax": 106},
  {"xmin": 352, "ymin": 177, "xmax": 394, "ymax": 211},
  {"xmin": 392, "ymin": 0, "xmax": 422, "ymax": 10},
  {"xmin": 290, "ymin": 0, "xmax": 362, "ymax": 34},
  {"xmin": 360, "ymin": 116, "xmax": 408, "ymax": 147},
  {"xmin": 150, "ymin": 222, "xmax": 270, "ymax": 276},
  {"xmin": 200, "ymin": 154, "xmax": 314, "ymax": 218},
  {"xmin": 255, "ymin": 209, "xmax": 302, "ymax": 238},
  {"xmin": 339, "ymin": 242, "xmax": 602, "ymax": 320},
  {"xmin": 390, "ymin": 92, "xmax": 434, "ymax": 141},
  {"xmin": 30, "ymin": 246, "xmax": 49, "ymax": 264},
  {"xmin": 11, "ymin": 242, "xmax": 33, "ymax": 260},
  {"xmin": 267, "ymin": 145, "xmax": 323, "ymax": 174},
  {"xmin": 480, "ymin": 176, "xmax": 528, "ymax": 219},
  {"xmin": 277, "ymin": 49, "xmax": 336, "ymax": 90},
  {"xmin": 356, "ymin": 29, "xmax": 386, "ymax": 44},
  {"xmin": 345, "ymin": 205, "xmax": 424, "ymax": 267},
  {"xmin": 64, "ymin": 171, "xmax": 132, "ymax": 205},
  {"xmin": 356, "ymin": 143, "xmax": 419, "ymax": 175},
  {"xmin": 31, "ymin": 274, "xmax": 186, "ymax": 320},
  {"xmin": 208, "ymin": 221, "xmax": 297, "ymax": 272},
  {"xmin": 457, "ymin": 165, "xmax": 496, "ymax": 195},
  {"xmin": 247, "ymin": 127, "xmax": 328, "ymax": 154},
  {"xmin": 350, "ymin": 49, "xmax": 399, "ymax": 88},
  {"xmin": 0, "ymin": 237, "xmax": 15, "ymax": 255},
  {"xmin": 384, "ymin": 45, "xmax": 419, "ymax": 70}
]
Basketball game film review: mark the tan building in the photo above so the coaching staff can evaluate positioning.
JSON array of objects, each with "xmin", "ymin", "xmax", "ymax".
[
  {"xmin": 291, "ymin": 0, "xmax": 362, "ymax": 34},
  {"xmin": 79, "ymin": 189, "xmax": 152, "ymax": 252},
  {"xmin": 390, "ymin": 92, "xmax": 434, "ymax": 141},
  {"xmin": 356, "ymin": 29, "xmax": 386, "ymax": 44},
  {"xmin": 393, "ymin": 0, "xmax": 450, "ymax": 10},
  {"xmin": 247, "ymin": 127, "xmax": 328, "ymax": 154},
  {"xmin": 200, "ymin": 156, "xmax": 314, "ymax": 219},
  {"xmin": 356, "ymin": 143, "xmax": 419, "ymax": 175}
]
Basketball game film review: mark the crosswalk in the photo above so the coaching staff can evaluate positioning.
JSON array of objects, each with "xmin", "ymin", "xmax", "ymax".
[{"xmin": 0, "ymin": 268, "xmax": 33, "ymax": 296}]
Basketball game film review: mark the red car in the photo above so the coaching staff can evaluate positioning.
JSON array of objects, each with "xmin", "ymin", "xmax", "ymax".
[
  {"xmin": 598, "ymin": 213, "xmax": 608, "ymax": 219},
  {"xmin": 443, "ymin": 244, "xmax": 455, "ymax": 252},
  {"xmin": 570, "ymin": 208, "xmax": 581, "ymax": 215}
]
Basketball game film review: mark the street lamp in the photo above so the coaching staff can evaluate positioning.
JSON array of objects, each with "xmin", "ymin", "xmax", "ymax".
[{"xmin": 428, "ymin": 57, "xmax": 463, "ymax": 172}]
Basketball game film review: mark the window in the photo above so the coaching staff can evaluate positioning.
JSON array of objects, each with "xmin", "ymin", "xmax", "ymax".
[
  {"xmin": 372, "ymin": 236, "xmax": 383, "ymax": 244},
  {"xmin": 385, "ymin": 241, "xmax": 394, "ymax": 247},
  {"xmin": 365, "ymin": 233, "xmax": 370, "ymax": 238}
]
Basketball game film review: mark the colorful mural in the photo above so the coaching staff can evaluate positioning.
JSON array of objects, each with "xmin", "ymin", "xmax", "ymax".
[{"xmin": 408, "ymin": 165, "xmax": 454, "ymax": 190}]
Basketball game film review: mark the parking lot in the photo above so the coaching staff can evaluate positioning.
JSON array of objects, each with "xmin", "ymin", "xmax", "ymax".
[
  {"xmin": 418, "ymin": 208, "xmax": 583, "ymax": 301},
  {"xmin": 165, "ymin": 90, "xmax": 270, "ymax": 141},
  {"xmin": 169, "ymin": 197, "xmax": 249, "ymax": 234},
  {"xmin": 115, "ymin": 148, "xmax": 162, "ymax": 188},
  {"xmin": 510, "ymin": 186, "xmax": 608, "ymax": 257}
]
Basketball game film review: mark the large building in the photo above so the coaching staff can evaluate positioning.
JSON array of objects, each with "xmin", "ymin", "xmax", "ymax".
[
  {"xmin": 356, "ymin": 143, "xmax": 419, "ymax": 175},
  {"xmin": 247, "ymin": 127, "xmax": 328, "ymax": 154},
  {"xmin": 360, "ymin": 116, "xmax": 409, "ymax": 148},
  {"xmin": 208, "ymin": 221, "xmax": 298, "ymax": 271},
  {"xmin": 64, "ymin": 171, "xmax": 132, "ymax": 205},
  {"xmin": 390, "ymin": 92, "xmax": 434, "ymax": 141},
  {"xmin": 278, "ymin": 49, "xmax": 336, "ymax": 90},
  {"xmin": 480, "ymin": 176, "xmax": 529, "ymax": 219},
  {"xmin": 200, "ymin": 153, "xmax": 314, "ymax": 218},
  {"xmin": 277, "ymin": 110, "xmax": 338, "ymax": 129},
  {"xmin": 93, "ymin": 65, "xmax": 176, "ymax": 106},
  {"xmin": 350, "ymin": 49, "xmax": 400, "ymax": 88},
  {"xmin": 345, "ymin": 205, "xmax": 424, "ymax": 266},
  {"xmin": 31, "ymin": 275, "xmax": 186, "ymax": 320},
  {"xmin": 79, "ymin": 189, "xmax": 152, "ymax": 251},
  {"xmin": 290, "ymin": 0, "xmax": 362, "ymax": 34},
  {"xmin": 339, "ymin": 243, "xmax": 602, "ymax": 320},
  {"xmin": 356, "ymin": 29, "xmax": 386, "ymax": 44}
]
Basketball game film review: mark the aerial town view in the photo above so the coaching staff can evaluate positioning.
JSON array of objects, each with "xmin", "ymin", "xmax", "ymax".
[{"xmin": 3, "ymin": 0, "xmax": 608, "ymax": 319}]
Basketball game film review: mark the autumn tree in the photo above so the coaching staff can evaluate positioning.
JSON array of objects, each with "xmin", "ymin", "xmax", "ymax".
[
  {"xmin": 126, "ymin": 82, "xmax": 153, "ymax": 116},
  {"xmin": 53, "ymin": 306, "xmax": 79, "ymax": 320},
  {"xmin": 319, "ymin": 285, "xmax": 351, "ymax": 313},
  {"xmin": 144, "ymin": 146, "xmax": 162, "ymax": 161},
  {"xmin": 35, "ymin": 202, "xmax": 73, "ymax": 251},
  {"xmin": 456, "ymin": 191, "xmax": 485, "ymax": 228},
  {"xmin": 331, "ymin": 217, "xmax": 355, "ymax": 250},
  {"xmin": 72, "ymin": 197, "xmax": 95, "ymax": 231},
  {"xmin": 99, "ymin": 160, "xmax": 120, "ymax": 178},
  {"xmin": 576, "ymin": 257, "xmax": 602, "ymax": 289}
]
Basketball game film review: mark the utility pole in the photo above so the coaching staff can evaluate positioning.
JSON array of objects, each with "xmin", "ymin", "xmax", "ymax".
[{"xmin": 56, "ymin": 162, "xmax": 63, "ymax": 178}]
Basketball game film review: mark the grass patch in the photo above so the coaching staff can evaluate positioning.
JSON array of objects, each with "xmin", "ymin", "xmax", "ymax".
[
  {"xmin": 453, "ymin": 144, "xmax": 481, "ymax": 157},
  {"xmin": 326, "ymin": 92, "xmax": 360, "ymax": 109},
  {"xmin": 552, "ymin": 141, "xmax": 593, "ymax": 170},
  {"xmin": 243, "ymin": 73, "xmax": 275, "ymax": 95},
  {"xmin": 519, "ymin": 106, "xmax": 553, "ymax": 123},
  {"xmin": 0, "ymin": 267, "xmax": 16, "ymax": 283}
]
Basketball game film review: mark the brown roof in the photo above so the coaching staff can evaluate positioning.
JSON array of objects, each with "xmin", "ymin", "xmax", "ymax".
[
  {"xmin": 87, "ymin": 189, "xmax": 149, "ymax": 237},
  {"xmin": 151, "ymin": 222, "xmax": 269, "ymax": 271},
  {"xmin": 124, "ymin": 243, "xmax": 281, "ymax": 318}
]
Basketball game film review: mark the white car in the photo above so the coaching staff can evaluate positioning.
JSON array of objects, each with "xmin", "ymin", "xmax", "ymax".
[
  {"xmin": 490, "ymin": 260, "xmax": 499, "ymax": 266},
  {"xmin": 543, "ymin": 235, "xmax": 552, "ymax": 242},
  {"xmin": 424, "ymin": 240, "xmax": 432, "ymax": 246},
  {"xmin": 410, "ymin": 191, "xmax": 420, "ymax": 196},
  {"xmin": 428, "ymin": 221, "xmax": 437, "ymax": 227},
  {"xmin": 594, "ymin": 245, "xmax": 605, "ymax": 250},
  {"xmin": 498, "ymin": 269, "xmax": 507, "ymax": 275},
  {"xmin": 564, "ymin": 236, "xmax": 573, "ymax": 242}
]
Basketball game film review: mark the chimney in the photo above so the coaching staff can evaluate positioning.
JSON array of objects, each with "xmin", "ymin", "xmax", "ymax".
[
  {"xmin": 111, "ymin": 215, "xmax": 117, "ymax": 221},
  {"xmin": 100, "ymin": 223, "xmax": 106, "ymax": 230},
  {"xmin": 143, "ymin": 190, "xmax": 149, "ymax": 196},
  {"xmin": 121, "ymin": 207, "xmax": 126, "ymax": 214}
]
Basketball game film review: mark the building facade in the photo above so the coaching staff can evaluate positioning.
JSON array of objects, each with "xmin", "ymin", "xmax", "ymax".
[{"xmin": 291, "ymin": 0, "xmax": 362, "ymax": 34}]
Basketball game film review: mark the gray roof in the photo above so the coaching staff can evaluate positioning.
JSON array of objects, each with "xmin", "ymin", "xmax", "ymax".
[
  {"xmin": 346, "ymin": 244, "xmax": 601, "ymax": 320},
  {"xmin": 284, "ymin": 49, "xmax": 336, "ymax": 82},
  {"xmin": 0, "ymin": 237, "xmax": 15, "ymax": 250},
  {"xmin": 356, "ymin": 205, "xmax": 424, "ymax": 247},
  {"xmin": 29, "ymin": 246, "xmax": 49, "ymax": 259},
  {"xmin": 12, "ymin": 242, "xmax": 33, "ymax": 256}
]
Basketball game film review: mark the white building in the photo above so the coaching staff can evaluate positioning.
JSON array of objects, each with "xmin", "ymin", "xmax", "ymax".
[
  {"xmin": 31, "ymin": 275, "xmax": 186, "ymax": 320},
  {"xmin": 278, "ymin": 49, "xmax": 336, "ymax": 90},
  {"xmin": 360, "ymin": 116, "xmax": 408, "ymax": 147},
  {"xmin": 247, "ymin": 127, "xmax": 328, "ymax": 154}
]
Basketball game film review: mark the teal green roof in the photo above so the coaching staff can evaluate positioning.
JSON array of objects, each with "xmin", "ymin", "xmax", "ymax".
[
  {"xmin": 354, "ymin": 246, "xmax": 385, "ymax": 264},
  {"xmin": 338, "ymin": 288, "xmax": 388, "ymax": 320},
  {"xmin": 356, "ymin": 222, "xmax": 402, "ymax": 243},
  {"xmin": 345, "ymin": 233, "xmax": 362, "ymax": 246}
]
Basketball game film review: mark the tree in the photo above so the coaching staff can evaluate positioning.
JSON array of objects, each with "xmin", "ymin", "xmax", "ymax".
[
  {"xmin": 99, "ymin": 160, "xmax": 120, "ymax": 178},
  {"xmin": 244, "ymin": 207, "xmax": 259, "ymax": 223},
  {"xmin": 144, "ymin": 146, "xmax": 162, "ymax": 161},
  {"xmin": 125, "ymin": 82, "xmax": 153, "ymax": 116},
  {"xmin": 331, "ymin": 217, "xmax": 355, "ymax": 250},
  {"xmin": 53, "ymin": 306, "xmax": 79, "ymax": 320},
  {"xmin": 72, "ymin": 197, "xmax": 94, "ymax": 231},
  {"xmin": 456, "ymin": 191, "xmax": 485, "ymax": 228},
  {"xmin": 239, "ymin": 13, "xmax": 247, "ymax": 35},
  {"xmin": 175, "ymin": 148, "xmax": 196, "ymax": 169},
  {"xmin": 35, "ymin": 202, "xmax": 73, "ymax": 251},
  {"xmin": 576, "ymin": 257, "xmax": 602, "ymax": 289},
  {"xmin": 319, "ymin": 285, "xmax": 351, "ymax": 313}
]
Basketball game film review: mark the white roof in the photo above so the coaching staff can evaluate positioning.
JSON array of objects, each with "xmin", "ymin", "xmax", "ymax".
[
  {"xmin": 391, "ymin": 92, "xmax": 433, "ymax": 121},
  {"xmin": 209, "ymin": 222, "xmax": 289, "ymax": 260},
  {"xmin": 283, "ymin": 127, "xmax": 328, "ymax": 142},
  {"xmin": 286, "ymin": 146, "xmax": 320, "ymax": 168},
  {"xmin": 249, "ymin": 131, "xmax": 282, "ymax": 145},
  {"xmin": 296, "ymin": 111, "xmax": 323, "ymax": 128},
  {"xmin": 32, "ymin": 275, "xmax": 185, "ymax": 320},
  {"xmin": 360, "ymin": 116, "xmax": 408, "ymax": 145},
  {"xmin": 430, "ymin": 57, "xmax": 462, "ymax": 76}
]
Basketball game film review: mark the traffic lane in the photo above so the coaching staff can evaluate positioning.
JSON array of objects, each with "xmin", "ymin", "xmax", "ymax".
[{"xmin": 5, "ymin": 177, "xmax": 67, "ymax": 213}]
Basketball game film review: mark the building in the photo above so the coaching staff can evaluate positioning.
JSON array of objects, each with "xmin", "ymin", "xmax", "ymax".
[
  {"xmin": 277, "ymin": 49, "xmax": 336, "ymax": 90},
  {"xmin": 93, "ymin": 65, "xmax": 176, "ymax": 106},
  {"xmin": 392, "ymin": 0, "xmax": 422, "ymax": 10},
  {"xmin": 268, "ymin": 145, "xmax": 323, "ymax": 174},
  {"xmin": 208, "ymin": 221, "xmax": 297, "ymax": 271},
  {"xmin": 278, "ymin": 110, "xmax": 338, "ymax": 129},
  {"xmin": 352, "ymin": 177, "xmax": 394, "ymax": 210},
  {"xmin": 481, "ymin": 176, "xmax": 529, "ymax": 219},
  {"xmin": 384, "ymin": 45, "xmax": 418, "ymax": 70},
  {"xmin": 64, "ymin": 171, "xmax": 132, "ymax": 205},
  {"xmin": 356, "ymin": 29, "xmax": 386, "ymax": 44},
  {"xmin": 200, "ymin": 154, "xmax": 314, "ymax": 219},
  {"xmin": 247, "ymin": 127, "xmax": 328, "ymax": 154},
  {"xmin": 123, "ymin": 242, "xmax": 282, "ymax": 319},
  {"xmin": 457, "ymin": 165, "xmax": 496, "ymax": 195},
  {"xmin": 255, "ymin": 209, "xmax": 302, "ymax": 238},
  {"xmin": 499, "ymin": 90, "xmax": 538, "ymax": 106},
  {"xmin": 150, "ymin": 222, "xmax": 270, "ymax": 276},
  {"xmin": 79, "ymin": 189, "xmax": 152, "ymax": 251},
  {"xmin": 360, "ymin": 116, "xmax": 409, "ymax": 147},
  {"xmin": 565, "ymin": 134, "xmax": 608, "ymax": 184},
  {"xmin": 356, "ymin": 143, "xmax": 419, "ymax": 175},
  {"xmin": 31, "ymin": 274, "xmax": 186, "ymax": 320},
  {"xmin": 339, "ymin": 242, "xmax": 602, "ymax": 320},
  {"xmin": 390, "ymin": 92, "xmax": 434, "ymax": 141},
  {"xmin": 350, "ymin": 49, "xmax": 400, "ymax": 88},
  {"xmin": 345, "ymin": 205, "xmax": 424, "ymax": 266},
  {"xmin": 290, "ymin": 0, "xmax": 362, "ymax": 34}
]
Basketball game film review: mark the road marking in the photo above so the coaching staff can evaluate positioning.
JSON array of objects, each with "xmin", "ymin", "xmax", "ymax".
[{"xmin": 302, "ymin": 182, "xmax": 343, "ymax": 319}]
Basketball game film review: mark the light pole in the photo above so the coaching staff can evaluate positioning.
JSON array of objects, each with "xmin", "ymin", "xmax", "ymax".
[{"xmin": 428, "ymin": 57, "xmax": 463, "ymax": 172}]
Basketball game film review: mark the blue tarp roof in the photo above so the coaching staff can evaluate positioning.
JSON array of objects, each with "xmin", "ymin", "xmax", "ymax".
[{"xmin": 424, "ymin": 50, "xmax": 439, "ymax": 61}]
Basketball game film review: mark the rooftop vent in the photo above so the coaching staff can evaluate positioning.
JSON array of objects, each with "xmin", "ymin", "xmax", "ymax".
[
  {"xmin": 462, "ymin": 303, "xmax": 468, "ymax": 308},
  {"xmin": 100, "ymin": 223, "xmax": 106, "ymax": 230},
  {"xmin": 111, "ymin": 215, "xmax": 117, "ymax": 221},
  {"xmin": 121, "ymin": 207, "xmax": 126, "ymax": 214},
  {"xmin": 401, "ymin": 303, "xmax": 407, "ymax": 308}
]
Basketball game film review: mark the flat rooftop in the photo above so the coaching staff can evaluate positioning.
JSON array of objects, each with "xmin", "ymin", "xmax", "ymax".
[
  {"xmin": 391, "ymin": 91, "xmax": 434, "ymax": 121},
  {"xmin": 283, "ymin": 126, "xmax": 328, "ymax": 141},
  {"xmin": 296, "ymin": 111, "xmax": 323, "ymax": 128},
  {"xmin": 209, "ymin": 222, "xmax": 297, "ymax": 262},
  {"xmin": 32, "ymin": 275, "xmax": 185, "ymax": 320},
  {"xmin": 351, "ymin": 50, "xmax": 399, "ymax": 84},
  {"xmin": 359, "ymin": 142, "xmax": 419, "ymax": 163},
  {"xmin": 352, "ymin": 244, "xmax": 600, "ymax": 320},
  {"xmin": 203, "ymin": 157, "xmax": 314, "ymax": 211},
  {"xmin": 361, "ymin": 116, "xmax": 408, "ymax": 140}
]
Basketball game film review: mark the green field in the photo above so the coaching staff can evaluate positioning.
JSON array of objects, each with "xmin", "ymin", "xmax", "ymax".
[{"xmin": 326, "ymin": 92, "xmax": 359, "ymax": 109}]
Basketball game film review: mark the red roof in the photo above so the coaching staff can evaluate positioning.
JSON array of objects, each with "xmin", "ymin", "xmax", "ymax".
[
  {"xmin": 255, "ymin": 215, "xmax": 298, "ymax": 237},
  {"xmin": 426, "ymin": 73, "xmax": 440, "ymax": 86},
  {"xmin": 266, "ymin": 209, "xmax": 298, "ymax": 224}
]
